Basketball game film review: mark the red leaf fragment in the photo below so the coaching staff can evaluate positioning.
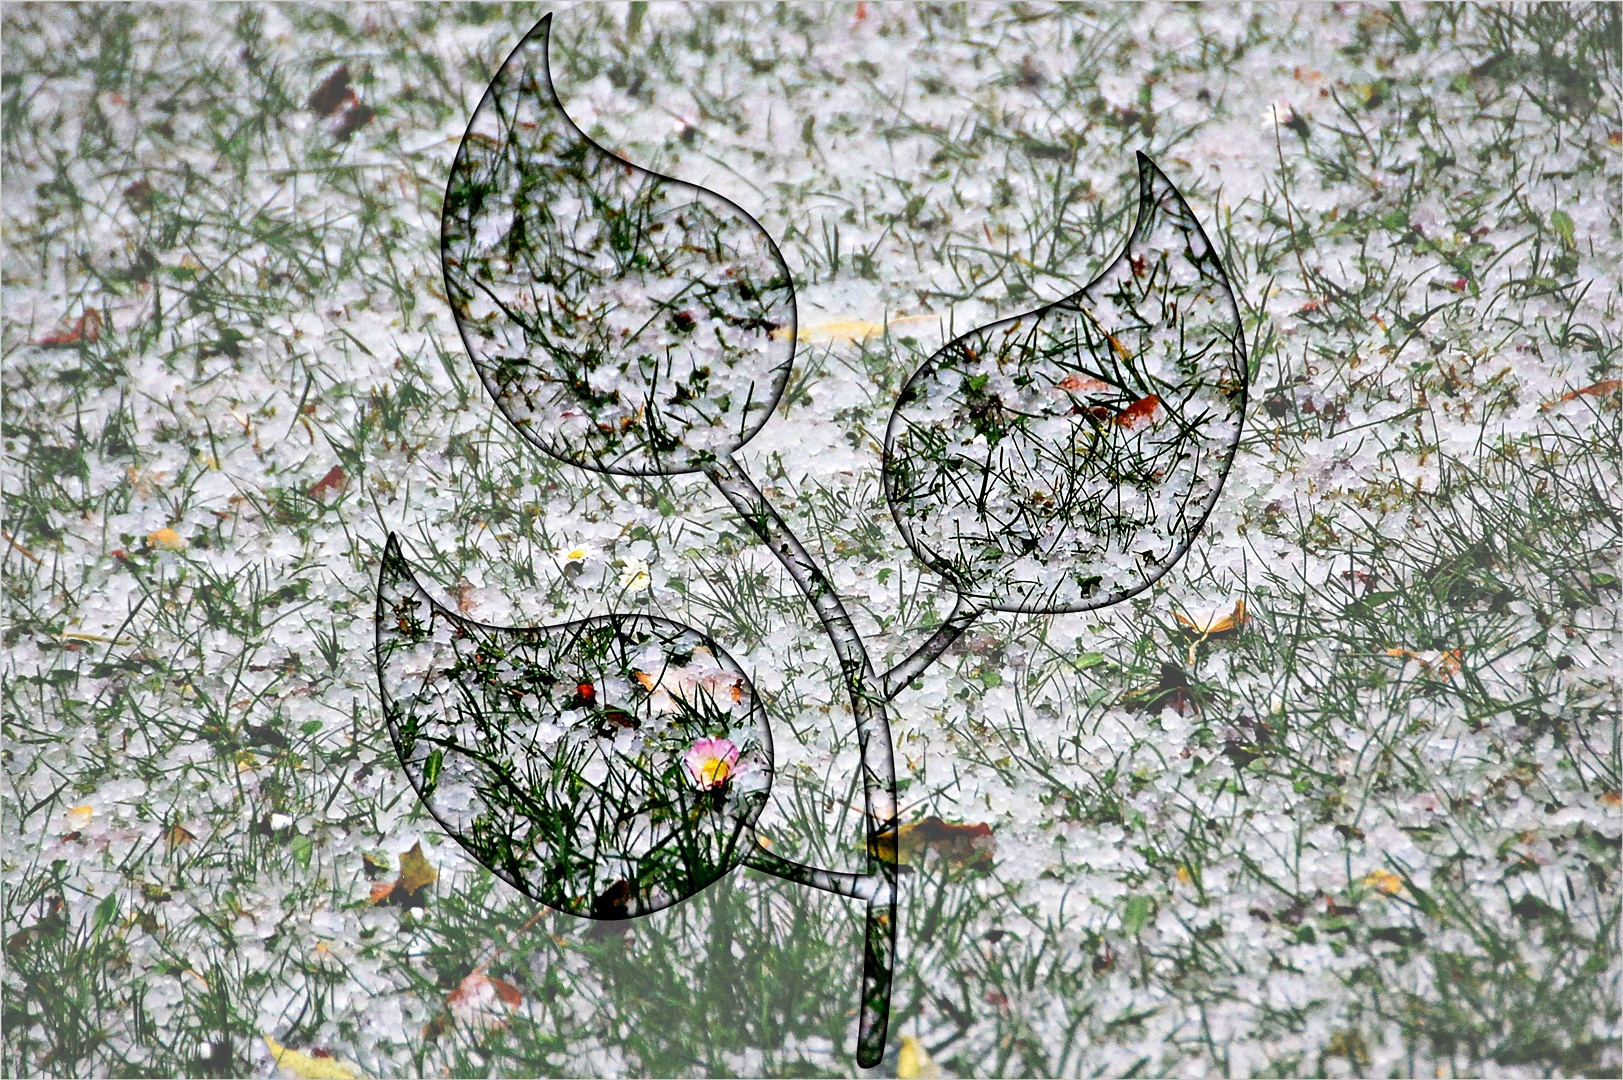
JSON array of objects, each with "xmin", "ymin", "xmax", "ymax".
[
  {"xmin": 35, "ymin": 310, "xmax": 103, "ymax": 348},
  {"xmin": 309, "ymin": 465, "xmax": 346, "ymax": 498},
  {"xmin": 1544, "ymin": 378, "xmax": 1622, "ymax": 409},
  {"xmin": 1114, "ymin": 393, "xmax": 1162, "ymax": 431},
  {"xmin": 1058, "ymin": 372, "xmax": 1109, "ymax": 393}
]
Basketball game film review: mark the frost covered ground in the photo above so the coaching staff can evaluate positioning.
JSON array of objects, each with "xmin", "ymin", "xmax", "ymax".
[{"xmin": 3, "ymin": 3, "xmax": 1620, "ymax": 1077}]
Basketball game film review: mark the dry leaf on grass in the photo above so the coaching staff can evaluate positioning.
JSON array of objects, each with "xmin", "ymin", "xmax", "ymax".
[
  {"xmin": 869, "ymin": 817, "xmax": 995, "ymax": 869},
  {"xmin": 368, "ymin": 841, "xmax": 437, "ymax": 906},
  {"xmin": 425, "ymin": 970, "xmax": 525, "ymax": 1040},
  {"xmin": 1057, "ymin": 372, "xmax": 1110, "ymax": 393},
  {"xmin": 772, "ymin": 313, "xmax": 938, "ymax": 345},
  {"xmin": 1174, "ymin": 599, "xmax": 1248, "ymax": 637},
  {"xmin": 148, "ymin": 527, "xmax": 186, "ymax": 551},
  {"xmin": 307, "ymin": 65, "xmax": 352, "ymax": 117}
]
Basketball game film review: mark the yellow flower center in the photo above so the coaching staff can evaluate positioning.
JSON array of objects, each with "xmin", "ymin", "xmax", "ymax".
[{"xmin": 696, "ymin": 756, "xmax": 732, "ymax": 787}]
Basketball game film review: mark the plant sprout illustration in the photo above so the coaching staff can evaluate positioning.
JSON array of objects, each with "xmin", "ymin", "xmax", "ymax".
[{"xmin": 375, "ymin": 13, "xmax": 1245, "ymax": 1067}]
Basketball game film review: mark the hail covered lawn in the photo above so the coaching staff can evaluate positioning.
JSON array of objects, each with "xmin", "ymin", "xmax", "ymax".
[{"xmin": 3, "ymin": 3, "xmax": 1618, "ymax": 1077}]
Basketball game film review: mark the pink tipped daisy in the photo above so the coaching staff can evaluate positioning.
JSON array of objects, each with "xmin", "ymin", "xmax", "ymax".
[{"xmin": 683, "ymin": 737, "xmax": 740, "ymax": 790}]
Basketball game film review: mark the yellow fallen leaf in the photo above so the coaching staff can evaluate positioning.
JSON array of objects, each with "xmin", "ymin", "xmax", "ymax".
[
  {"xmin": 65, "ymin": 804, "xmax": 94, "ymax": 829},
  {"xmin": 262, "ymin": 1035, "xmax": 362, "ymax": 1080},
  {"xmin": 398, "ymin": 842, "xmax": 436, "ymax": 893},
  {"xmin": 897, "ymin": 1035, "xmax": 943, "ymax": 1079},
  {"xmin": 1175, "ymin": 865, "xmax": 1194, "ymax": 886},
  {"xmin": 1363, "ymin": 869, "xmax": 1403, "ymax": 895},
  {"xmin": 372, "ymin": 841, "xmax": 437, "ymax": 906},
  {"xmin": 148, "ymin": 527, "xmax": 186, "ymax": 551},
  {"xmin": 773, "ymin": 313, "xmax": 938, "ymax": 345}
]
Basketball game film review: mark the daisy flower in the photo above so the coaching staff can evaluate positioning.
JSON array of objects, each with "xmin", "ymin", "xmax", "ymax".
[
  {"xmin": 555, "ymin": 543, "xmax": 591, "ymax": 569},
  {"xmin": 683, "ymin": 737, "xmax": 740, "ymax": 790},
  {"xmin": 618, "ymin": 556, "xmax": 652, "ymax": 594}
]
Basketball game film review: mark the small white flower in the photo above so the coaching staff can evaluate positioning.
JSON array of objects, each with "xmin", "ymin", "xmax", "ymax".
[
  {"xmin": 555, "ymin": 543, "xmax": 592, "ymax": 569},
  {"xmin": 1260, "ymin": 100, "xmax": 1305, "ymax": 130},
  {"xmin": 618, "ymin": 557, "xmax": 652, "ymax": 594}
]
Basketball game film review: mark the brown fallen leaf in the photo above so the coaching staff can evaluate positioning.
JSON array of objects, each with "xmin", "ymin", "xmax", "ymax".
[
  {"xmin": 590, "ymin": 878, "xmax": 633, "ymax": 919},
  {"xmin": 35, "ymin": 309, "xmax": 103, "ymax": 348},
  {"xmin": 426, "ymin": 969, "xmax": 524, "ymax": 1040},
  {"xmin": 5, "ymin": 898, "xmax": 66, "ymax": 955},
  {"xmin": 308, "ymin": 65, "xmax": 353, "ymax": 117},
  {"xmin": 457, "ymin": 970, "xmax": 522, "ymax": 1024},
  {"xmin": 369, "ymin": 841, "xmax": 437, "ymax": 906},
  {"xmin": 167, "ymin": 824, "xmax": 197, "ymax": 849},
  {"xmin": 869, "ymin": 816, "xmax": 995, "ymax": 869},
  {"xmin": 333, "ymin": 101, "xmax": 375, "ymax": 142},
  {"xmin": 124, "ymin": 178, "xmax": 157, "ymax": 209},
  {"xmin": 1124, "ymin": 662, "xmax": 1200, "ymax": 715}
]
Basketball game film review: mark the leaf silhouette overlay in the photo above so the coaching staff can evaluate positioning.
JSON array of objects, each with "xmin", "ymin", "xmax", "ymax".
[
  {"xmin": 376, "ymin": 535, "xmax": 773, "ymax": 918},
  {"xmin": 883, "ymin": 154, "xmax": 1247, "ymax": 614},
  {"xmin": 368, "ymin": 841, "xmax": 437, "ymax": 907},
  {"xmin": 442, "ymin": 14, "xmax": 796, "ymax": 476}
]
